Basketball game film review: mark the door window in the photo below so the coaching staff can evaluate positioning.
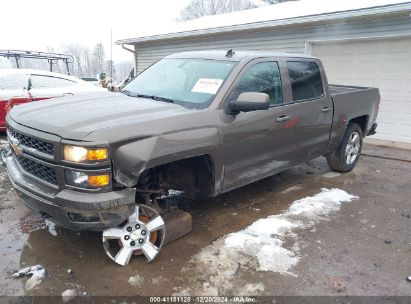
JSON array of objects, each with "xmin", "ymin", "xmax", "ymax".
[
  {"xmin": 287, "ymin": 61, "xmax": 324, "ymax": 101},
  {"xmin": 230, "ymin": 61, "xmax": 282, "ymax": 106},
  {"xmin": 30, "ymin": 75, "xmax": 76, "ymax": 89}
]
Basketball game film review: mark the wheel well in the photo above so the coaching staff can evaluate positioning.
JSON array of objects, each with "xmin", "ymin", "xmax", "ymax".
[
  {"xmin": 137, "ymin": 155, "xmax": 214, "ymax": 199},
  {"xmin": 349, "ymin": 115, "xmax": 368, "ymax": 134}
]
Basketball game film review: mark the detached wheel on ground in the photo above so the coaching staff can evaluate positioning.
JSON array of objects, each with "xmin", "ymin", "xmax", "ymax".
[
  {"xmin": 327, "ymin": 123, "xmax": 363, "ymax": 172},
  {"xmin": 102, "ymin": 204, "xmax": 165, "ymax": 266}
]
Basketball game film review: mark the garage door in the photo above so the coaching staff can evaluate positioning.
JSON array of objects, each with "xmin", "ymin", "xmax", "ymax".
[{"xmin": 312, "ymin": 37, "xmax": 411, "ymax": 143}]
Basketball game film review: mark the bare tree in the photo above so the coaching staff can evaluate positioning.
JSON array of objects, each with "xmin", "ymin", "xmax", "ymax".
[
  {"xmin": 262, "ymin": 0, "xmax": 298, "ymax": 4},
  {"xmin": 179, "ymin": 0, "xmax": 256, "ymax": 21},
  {"xmin": 104, "ymin": 59, "xmax": 116, "ymax": 80},
  {"xmin": 115, "ymin": 60, "xmax": 134, "ymax": 81},
  {"xmin": 92, "ymin": 43, "xmax": 106, "ymax": 75},
  {"xmin": 63, "ymin": 43, "xmax": 92, "ymax": 77}
]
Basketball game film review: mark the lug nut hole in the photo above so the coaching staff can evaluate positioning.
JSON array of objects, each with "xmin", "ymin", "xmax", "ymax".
[
  {"xmin": 139, "ymin": 238, "xmax": 144, "ymax": 244},
  {"xmin": 135, "ymin": 224, "xmax": 140, "ymax": 229},
  {"xmin": 127, "ymin": 227, "xmax": 132, "ymax": 232},
  {"xmin": 130, "ymin": 241, "xmax": 136, "ymax": 246},
  {"xmin": 141, "ymin": 230, "xmax": 147, "ymax": 235},
  {"xmin": 124, "ymin": 235, "xmax": 130, "ymax": 240}
]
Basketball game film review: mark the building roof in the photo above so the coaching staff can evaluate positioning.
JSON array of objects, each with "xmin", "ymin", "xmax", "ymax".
[{"xmin": 117, "ymin": 0, "xmax": 411, "ymax": 46}]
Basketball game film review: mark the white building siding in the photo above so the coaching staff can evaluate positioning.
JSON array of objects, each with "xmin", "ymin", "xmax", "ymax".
[
  {"xmin": 311, "ymin": 37, "xmax": 411, "ymax": 143},
  {"xmin": 134, "ymin": 15, "xmax": 411, "ymax": 73}
]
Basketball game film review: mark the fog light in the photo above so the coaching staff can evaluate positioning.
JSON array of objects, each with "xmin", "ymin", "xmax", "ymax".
[
  {"xmin": 88, "ymin": 175, "xmax": 110, "ymax": 187},
  {"xmin": 65, "ymin": 170, "xmax": 110, "ymax": 188}
]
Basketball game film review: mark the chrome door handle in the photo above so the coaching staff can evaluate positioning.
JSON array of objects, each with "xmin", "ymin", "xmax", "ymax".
[
  {"xmin": 322, "ymin": 107, "xmax": 331, "ymax": 113},
  {"xmin": 276, "ymin": 115, "xmax": 290, "ymax": 122}
]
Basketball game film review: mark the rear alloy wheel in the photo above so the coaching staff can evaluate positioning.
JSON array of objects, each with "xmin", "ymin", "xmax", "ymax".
[
  {"xmin": 327, "ymin": 123, "xmax": 363, "ymax": 172},
  {"xmin": 345, "ymin": 131, "xmax": 361, "ymax": 165},
  {"xmin": 102, "ymin": 204, "xmax": 165, "ymax": 266}
]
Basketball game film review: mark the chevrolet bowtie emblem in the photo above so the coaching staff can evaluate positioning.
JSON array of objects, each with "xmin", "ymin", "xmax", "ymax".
[{"xmin": 10, "ymin": 139, "xmax": 23, "ymax": 156}]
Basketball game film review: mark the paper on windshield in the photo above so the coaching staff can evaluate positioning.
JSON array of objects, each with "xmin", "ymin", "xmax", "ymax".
[{"xmin": 191, "ymin": 78, "xmax": 223, "ymax": 94}]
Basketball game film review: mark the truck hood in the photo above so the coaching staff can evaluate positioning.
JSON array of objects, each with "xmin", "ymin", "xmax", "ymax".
[{"xmin": 9, "ymin": 92, "xmax": 192, "ymax": 141}]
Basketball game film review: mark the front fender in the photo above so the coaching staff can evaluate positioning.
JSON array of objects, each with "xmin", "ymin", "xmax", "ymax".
[{"xmin": 112, "ymin": 128, "xmax": 221, "ymax": 188}]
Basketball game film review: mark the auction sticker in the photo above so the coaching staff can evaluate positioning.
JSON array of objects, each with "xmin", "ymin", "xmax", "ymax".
[{"xmin": 191, "ymin": 78, "xmax": 223, "ymax": 94}]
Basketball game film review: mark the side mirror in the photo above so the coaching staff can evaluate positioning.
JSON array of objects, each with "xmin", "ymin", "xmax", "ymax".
[{"xmin": 226, "ymin": 92, "xmax": 270, "ymax": 115}]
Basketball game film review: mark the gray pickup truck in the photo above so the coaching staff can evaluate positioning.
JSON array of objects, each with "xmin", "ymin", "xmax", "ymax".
[{"xmin": 5, "ymin": 50, "xmax": 379, "ymax": 265}]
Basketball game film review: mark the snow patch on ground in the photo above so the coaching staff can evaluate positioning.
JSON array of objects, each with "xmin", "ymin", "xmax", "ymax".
[
  {"xmin": 62, "ymin": 289, "xmax": 77, "ymax": 303},
  {"xmin": 240, "ymin": 282, "xmax": 265, "ymax": 295},
  {"xmin": 323, "ymin": 172, "xmax": 341, "ymax": 178},
  {"xmin": 281, "ymin": 185, "xmax": 302, "ymax": 193},
  {"xmin": 128, "ymin": 274, "xmax": 143, "ymax": 287},
  {"xmin": 45, "ymin": 219, "xmax": 57, "ymax": 236},
  {"xmin": 0, "ymin": 167, "xmax": 10, "ymax": 193},
  {"xmin": 185, "ymin": 188, "xmax": 358, "ymax": 295},
  {"xmin": 13, "ymin": 265, "xmax": 46, "ymax": 290}
]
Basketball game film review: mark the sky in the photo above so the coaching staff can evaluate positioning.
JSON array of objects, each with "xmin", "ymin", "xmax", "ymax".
[
  {"xmin": 0, "ymin": 0, "xmax": 192, "ymax": 62},
  {"xmin": 1, "ymin": 0, "xmax": 407, "ymax": 64}
]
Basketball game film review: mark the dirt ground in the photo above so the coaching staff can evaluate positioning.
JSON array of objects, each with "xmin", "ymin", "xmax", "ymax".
[{"xmin": 0, "ymin": 139, "xmax": 410, "ymax": 299}]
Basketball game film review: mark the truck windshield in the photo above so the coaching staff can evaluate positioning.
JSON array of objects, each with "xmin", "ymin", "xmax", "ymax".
[{"xmin": 121, "ymin": 58, "xmax": 236, "ymax": 109}]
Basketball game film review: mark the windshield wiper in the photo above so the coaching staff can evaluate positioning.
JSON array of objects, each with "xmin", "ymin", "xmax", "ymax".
[
  {"xmin": 121, "ymin": 89, "xmax": 139, "ymax": 97},
  {"xmin": 135, "ymin": 93, "xmax": 175, "ymax": 103},
  {"xmin": 121, "ymin": 91, "xmax": 175, "ymax": 103}
]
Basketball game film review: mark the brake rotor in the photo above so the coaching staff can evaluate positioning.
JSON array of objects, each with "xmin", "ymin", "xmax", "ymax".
[{"xmin": 102, "ymin": 204, "xmax": 166, "ymax": 266}]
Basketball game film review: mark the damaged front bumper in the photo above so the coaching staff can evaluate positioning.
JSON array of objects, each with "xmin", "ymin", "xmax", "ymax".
[{"xmin": 6, "ymin": 155, "xmax": 136, "ymax": 231}]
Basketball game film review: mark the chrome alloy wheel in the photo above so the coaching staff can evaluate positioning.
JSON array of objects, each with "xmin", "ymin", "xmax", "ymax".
[
  {"xmin": 345, "ymin": 131, "xmax": 361, "ymax": 165},
  {"xmin": 103, "ymin": 205, "xmax": 165, "ymax": 266}
]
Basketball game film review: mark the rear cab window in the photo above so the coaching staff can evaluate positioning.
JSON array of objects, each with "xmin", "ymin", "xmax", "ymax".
[{"xmin": 286, "ymin": 61, "xmax": 324, "ymax": 101}]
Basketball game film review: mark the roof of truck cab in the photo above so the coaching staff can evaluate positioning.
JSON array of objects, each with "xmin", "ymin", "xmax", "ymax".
[{"xmin": 166, "ymin": 50, "xmax": 318, "ymax": 61}]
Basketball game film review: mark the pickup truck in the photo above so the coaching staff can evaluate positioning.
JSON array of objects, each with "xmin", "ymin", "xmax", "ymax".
[{"xmin": 5, "ymin": 50, "xmax": 379, "ymax": 265}]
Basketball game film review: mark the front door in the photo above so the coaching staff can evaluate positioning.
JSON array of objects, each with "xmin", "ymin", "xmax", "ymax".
[{"xmin": 222, "ymin": 60, "xmax": 287, "ymax": 190}]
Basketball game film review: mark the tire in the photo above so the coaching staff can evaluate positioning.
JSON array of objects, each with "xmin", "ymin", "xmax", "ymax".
[{"xmin": 326, "ymin": 123, "xmax": 363, "ymax": 172}]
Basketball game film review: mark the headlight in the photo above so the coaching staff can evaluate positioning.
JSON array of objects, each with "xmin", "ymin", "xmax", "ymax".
[
  {"xmin": 63, "ymin": 145, "xmax": 108, "ymax": 162},
  {"xmin": 65, "ymin": 170, "xmax": 110, "ymax": 188}
]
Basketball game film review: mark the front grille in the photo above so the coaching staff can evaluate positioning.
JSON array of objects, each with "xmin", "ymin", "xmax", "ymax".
[
  {"xmin": 8, "ymin": 126, "xmax": 54, "ymax": 155},
  {"xmin": 16, "ymin": 155, "xmax": 57, "ymax": 185}
]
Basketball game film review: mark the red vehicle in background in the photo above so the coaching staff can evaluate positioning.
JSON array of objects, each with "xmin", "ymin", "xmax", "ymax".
[{"xmin": 0, "ymin": 69, "xmax": 105, "ymax": 131}]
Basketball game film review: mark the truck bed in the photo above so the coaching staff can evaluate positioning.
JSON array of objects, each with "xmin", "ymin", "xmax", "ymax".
[
  {"xmin": 329, "ymin": 84, "xmax": 375, "ymax": 96},
  {"xmin": 328, "ymin": 83, "xmax": 379, "ymax": 147}
]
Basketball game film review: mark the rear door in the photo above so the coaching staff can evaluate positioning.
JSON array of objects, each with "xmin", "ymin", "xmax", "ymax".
[{"xmin": 281, "ymin": 59, "xmax": 333, "ymax": 162}]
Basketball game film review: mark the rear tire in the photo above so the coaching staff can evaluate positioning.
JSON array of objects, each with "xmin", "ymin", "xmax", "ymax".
[{"xmin": 326, "ymin": 123, "xmax": 363, "ymax": 172}]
